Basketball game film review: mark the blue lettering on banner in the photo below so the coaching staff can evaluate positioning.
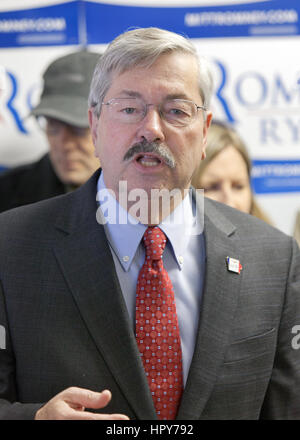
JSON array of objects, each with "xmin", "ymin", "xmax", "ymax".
[
  {"xmin": 252, "ymin": 159, "xmax": 300, "ymax": 194},
  {"xmin": 212, "ymin": 61, "xmax": 300, "ymax": 127},
  {"xmin": 0, "ymin": 1, "xmax": 79, "ymax": 47},
  {"xmin": 214, "ymin": 60, "xmax": 236, "ymax": 123},
  {"xmin": 84, "ymin": 0, "xmax": 300, "ymax": 44},
  {"xmin": 0, "ymin": 1, "xmax": 300, "ymax": 47},
  {"xmin": 6, "ymin": 71, "xmax": 28, "ymax": 134},
  {"xmin": 273, "ymin": 76, "xmax": 295, "ymax": 104},
  {"xmin": 236, "ymin": 72, "xmax": 268, "ymax": 107}
]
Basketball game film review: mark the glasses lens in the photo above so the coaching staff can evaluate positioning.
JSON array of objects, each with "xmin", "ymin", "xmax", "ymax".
[
  {"xmin": 162, "ymin": 100, "xmax": 195, "ymax": 126},
  {"xmin": 107, "ymin": 98, "xmax": 144, "ymax": 123},
  {"xmin": 104, "ymin": 98, "xmax": 200, "ymax": 126}
]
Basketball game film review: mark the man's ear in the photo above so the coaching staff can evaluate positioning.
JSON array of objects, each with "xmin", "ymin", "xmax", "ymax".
[
  {"xmin": 88, "ymin": 108, "xmax": 99, "ymax": 147},
  {"xmin": 201, "ymin": 111, "xmax": 213, "ymax": 160}
]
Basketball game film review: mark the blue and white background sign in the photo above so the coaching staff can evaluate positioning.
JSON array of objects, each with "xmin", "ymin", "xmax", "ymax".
[
  {"xmin": 85, "ymin": 0, "xmax": 300, "ymax": 42},
  {"xmin": 0, "ymin": 2, "xmax": 80, "ymax": 47},
  {"xmin": 0, "ymin": 0, "xmax": 299, "ymax": 234}
]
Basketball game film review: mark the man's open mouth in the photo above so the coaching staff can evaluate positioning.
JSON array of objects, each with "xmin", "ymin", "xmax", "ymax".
[{"xmin": 134, "ymin": 153, "xmax": 163, "ymax": 167}]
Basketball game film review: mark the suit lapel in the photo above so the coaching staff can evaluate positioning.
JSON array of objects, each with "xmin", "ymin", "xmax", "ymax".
[
  {"xmin": 53, "ymin": 172, "xmax": 156, "ymax": 420},
  {"xmin": 177, "ymin": 199, "xmax": 244, "ymax": 419}
]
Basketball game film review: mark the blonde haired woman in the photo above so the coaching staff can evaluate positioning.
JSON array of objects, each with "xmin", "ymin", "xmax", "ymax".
[{"xmin": 192, "ymin": 121, "xmax": 272, "ymax": 224}]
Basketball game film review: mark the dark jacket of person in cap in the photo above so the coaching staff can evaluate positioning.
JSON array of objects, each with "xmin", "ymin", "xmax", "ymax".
[
  {"xmin": 0, "ymin": 154, "xmax": 63, "ymax": 213},
  {"xmin": 0, "ymin": 50, "xmax": 100, "ymax": 214}
]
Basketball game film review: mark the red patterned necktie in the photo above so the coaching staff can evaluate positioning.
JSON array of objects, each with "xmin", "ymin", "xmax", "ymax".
[{"xmin": 136, "ymin": 226, "xmax": 183, "ymax": 420}]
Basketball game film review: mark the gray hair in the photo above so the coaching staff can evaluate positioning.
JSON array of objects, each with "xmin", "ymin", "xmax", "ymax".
[{"xmin": 88, "ymin": 27, "xmax": 214, "ymax": 117}]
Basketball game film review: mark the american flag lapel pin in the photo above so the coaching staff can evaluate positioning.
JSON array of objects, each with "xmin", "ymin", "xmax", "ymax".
[{"xmin": 226, "ymin": 256, "xmax": 243, "ymax": 274}]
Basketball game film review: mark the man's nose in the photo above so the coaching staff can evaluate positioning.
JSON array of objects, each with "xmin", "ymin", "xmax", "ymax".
[{"xmin": 137, "ymin": 107, "xmax": 166, "ymax": 143}]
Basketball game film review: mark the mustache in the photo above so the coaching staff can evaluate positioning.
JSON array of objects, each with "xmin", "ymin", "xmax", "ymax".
[{"xmin": 123, "ymin": 140, "xmax": 176, "ymax": 169}]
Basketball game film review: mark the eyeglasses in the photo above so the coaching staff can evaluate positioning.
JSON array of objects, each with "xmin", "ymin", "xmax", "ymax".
[
  {"xmin": 101, "ymin": 97, "xmax": 207, "ymax": 127},
  {"xmin": 36, "ymin": 116, "xmax": 89, "ymax": 137}
]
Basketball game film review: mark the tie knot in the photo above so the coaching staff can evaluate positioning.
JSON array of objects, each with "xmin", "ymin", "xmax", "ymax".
[{"xmin": 143, "ymin": 227, "xmax": 166, "ymax": 260}]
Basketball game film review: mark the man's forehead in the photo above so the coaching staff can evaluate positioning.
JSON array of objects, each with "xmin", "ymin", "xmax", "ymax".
[
  {"xmin": 115, "ymin": 89, "xmax": 192, "ymax": 100},
  {"xmin": 108, "ymin": 52, "xmax": 198, "ymax": 82},
  {"xmin": 105, "ymin": 56, "xmax": 201, "ymax": 102}
]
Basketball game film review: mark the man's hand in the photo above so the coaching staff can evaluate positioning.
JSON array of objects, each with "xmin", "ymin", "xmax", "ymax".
[{"xmin": 34, "ymin": 387, "xmax": 130, "ymax": 420}]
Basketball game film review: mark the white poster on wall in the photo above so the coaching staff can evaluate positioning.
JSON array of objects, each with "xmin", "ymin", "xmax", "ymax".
[{"xmin": 197, "ymin": 35, "xmax": 300, "ymax": 234}]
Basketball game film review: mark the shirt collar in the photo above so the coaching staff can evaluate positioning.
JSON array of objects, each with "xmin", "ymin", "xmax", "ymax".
[
  {"xmin": 97, "ymin": 173, "xmax": 196, "ymax": 271},
  {"xmin": 160, "ymin": 189, "xmax": 197, "ymax": 269}
]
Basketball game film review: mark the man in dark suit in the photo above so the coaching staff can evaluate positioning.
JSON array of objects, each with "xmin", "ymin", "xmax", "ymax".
[
  {"xmin": 0, "ymin": 50, "xmax": 101, "ymax": 213},
  {"xmin": 0, "ymin": 28, "xmax": 299, "ymax": 420}
]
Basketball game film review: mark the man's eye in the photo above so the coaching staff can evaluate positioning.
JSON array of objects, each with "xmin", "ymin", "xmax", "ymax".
[
  {"xmin": 121, "ymin": 107, "xmax": 137, "ymax": 114},
  {"xmin": 166, "ymin": 106, "xmax": 191, "ymax": 120},
  {"xmin": 169, "ymin": 108, "xmax": 186, "ymax": 116}
]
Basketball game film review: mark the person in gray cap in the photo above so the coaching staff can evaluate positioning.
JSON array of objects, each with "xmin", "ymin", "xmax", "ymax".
[{"xmin": 0, "ymin": 50, "xmax": 101, "ymax": 213}]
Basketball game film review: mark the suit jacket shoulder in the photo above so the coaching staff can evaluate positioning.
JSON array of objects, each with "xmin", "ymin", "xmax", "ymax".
[{"xmin": 204, "ymin": 196, "xmax": 291, "ymax": 243}]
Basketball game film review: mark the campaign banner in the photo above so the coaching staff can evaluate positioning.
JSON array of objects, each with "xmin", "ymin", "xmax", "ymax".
[
  {"xmin": 85, "ymin": 0, "xmax": 300, "ymax": 43},
  {"xmin": 1, "ymin": 1, "xmax": 299, "ymax": 48},
  {"xmin": 252, "ymin": 160, "xmax": 300, "ymax": 194},
  {"xmin": 0, "ymin": 1, "xmax": 81, "ymax": 47},
  {"xmin": 205, "ymin": 34, "xmax": 300, "ymax": 197}
]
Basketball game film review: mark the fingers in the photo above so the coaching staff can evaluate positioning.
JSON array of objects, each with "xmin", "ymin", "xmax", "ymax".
[
  {"xmin": 63, "ymin": 387, "xmax": 112, "ymax": 410},
  {"xmin": 70, "ymin": 411, "xmax": 130, "ymax": 421},
  {"xmin": 35, "ymin": 387, "xmax": 130, "ymax": 420}
]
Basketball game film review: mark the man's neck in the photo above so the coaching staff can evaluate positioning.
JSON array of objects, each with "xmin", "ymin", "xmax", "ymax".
[{"xmin": 117, "ymin": 185, "xmax": 190, "ymax": 226}]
